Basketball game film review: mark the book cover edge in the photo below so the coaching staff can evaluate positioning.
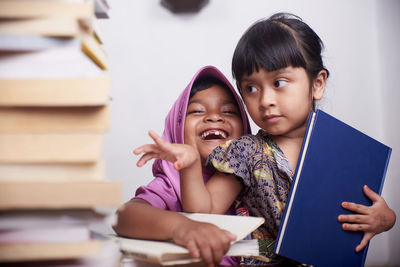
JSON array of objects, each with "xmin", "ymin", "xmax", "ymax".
[{"xmin": 274, "ymin": 110, "xmax": 317, "ymax": 253}]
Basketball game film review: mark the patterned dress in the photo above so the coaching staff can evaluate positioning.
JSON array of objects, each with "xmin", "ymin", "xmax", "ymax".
[{"xmin": 207, "ymin": 129, "xmax": 297, "ymax": 265}]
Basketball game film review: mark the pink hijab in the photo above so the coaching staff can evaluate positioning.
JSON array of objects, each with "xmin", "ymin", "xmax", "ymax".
[{"xmin": 135, "ymin": 65, "xmax": 251, "ymax": 211}]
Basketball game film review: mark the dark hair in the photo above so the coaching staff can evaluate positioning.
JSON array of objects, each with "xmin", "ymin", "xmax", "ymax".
[
  {"xmin": 190, "ymin": 75, "xmax": 232, "ymax": 99},
  {"xmin": 232, "ymin": 12, "xmax": 329, "ymax": 93}
]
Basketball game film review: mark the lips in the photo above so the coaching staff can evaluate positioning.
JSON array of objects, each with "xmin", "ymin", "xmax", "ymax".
[
  {"xmin": 200, "ymin": 129, "xmax": 228, "ymax": 140},
  {"xmin": 263, "ymin": 114, "xmax": 281, "ymax": 122}
]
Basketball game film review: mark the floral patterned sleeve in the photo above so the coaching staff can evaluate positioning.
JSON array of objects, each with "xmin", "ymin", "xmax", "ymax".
[
  {"xmin": 206, "ymin": 135, "xmax": 261, "ymax": 190},
  {"xmin": 207, "ymin": 132, "xmax": 296, "ymax": 265}
]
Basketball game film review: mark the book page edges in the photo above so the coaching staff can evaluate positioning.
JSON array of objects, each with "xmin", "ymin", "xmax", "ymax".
[
  {"xmin": 0, "ymin": 75, "xmax": 110, "ymax": 106},
  {"xmin": 0, "ymin": 240, "xmax": 102, "ymax": 262},
  {"xmin": 0, "ymin": 105, "xmax": 110, "ymax": 133},
  {"xmin": 119, "ymin": 237, "xmax": 259, "ymax": 266},
  {"xmin": 0, "ymin": 0, "xmax": 94, "ymax": 19},
  {"xmin": 0, "ymin": 161, "xmax": 105, "ymax": 182},
  {"xmin": 0, "ymin": 133, "xmax": 104, "ymax": 163},
  {"xmin": 0, "ymin": 18, "xmax": 82, "ymax": 37},
  {"xmin": 0, "ymin": 181, "xmax": 122, "ymax": 210},
  {"xmin": 115, "ymin": 213, "xmax": 264, "ymax": 265}
]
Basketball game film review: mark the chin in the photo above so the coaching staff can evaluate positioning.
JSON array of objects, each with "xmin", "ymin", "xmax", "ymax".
[
  {"xmin": 198, "ymin": 139, "xmax": 228, "ymax": 159},
  {"xmin": 199, "ymin": 148, "xmax": 216, "ymax": 161}
]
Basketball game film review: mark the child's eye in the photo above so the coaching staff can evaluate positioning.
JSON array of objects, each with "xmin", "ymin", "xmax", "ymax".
[
  {"xmin": 245, "ymin": 85, "xmax": 257, "ymax": 93},
  {"xmin": 223, "ymin": 110, "xmax": 239, "ymax": 115},
  {"xmin": 274, "ymin": 80, "xmax": 288, "ymax": 88},
  {"xmin": 187, "ymin": 110, "xmax": 204, "ymax": 115}
]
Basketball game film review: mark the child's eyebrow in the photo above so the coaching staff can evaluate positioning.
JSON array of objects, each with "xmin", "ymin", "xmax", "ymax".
[
  {"xmin": 223, "ymin": 100, "xmax": 238, "ymax": 106},
  {"xmin": 240, "ymin": 77, "xmax": 253, "ymax": 83},
  {"xmin": 187, "ymin": 99, "xmax": 203, "ymax": 105},
  {"xmin": 241, "ymin": 68, "xmax": 294, "ymax": 82}
]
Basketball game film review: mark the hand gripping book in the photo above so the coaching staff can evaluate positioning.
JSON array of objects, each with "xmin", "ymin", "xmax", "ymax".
[
  {"xmin": 113, "ymin": 213, "xmax": 264, "ymax": 265},
  {"xmin": 274, "ymin": 109, "xmax": 392, "ymax": 267}
]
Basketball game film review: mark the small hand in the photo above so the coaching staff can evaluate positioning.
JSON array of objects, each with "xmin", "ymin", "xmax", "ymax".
[
  {"xmin": 338, "ymin": 185, "xmax": 396, "ymax": 252},
  {"xmin": 172, "ymin": 218, "xmax": 236, "ymax": 267},
  {"xmin": 134, "ymin": 130, "xmax": 200, "ymax": 170}
]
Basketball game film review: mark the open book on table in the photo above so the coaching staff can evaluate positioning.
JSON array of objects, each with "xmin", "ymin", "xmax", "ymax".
[{"xmin": 113, "ymin": 213, "xmax": 264, "ymax": 265}]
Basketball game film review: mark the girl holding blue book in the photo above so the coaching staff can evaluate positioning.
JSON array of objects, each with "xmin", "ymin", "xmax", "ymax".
[{"xmin": 135, "ymin": 13, "xmax": 396, "ymax": 266}]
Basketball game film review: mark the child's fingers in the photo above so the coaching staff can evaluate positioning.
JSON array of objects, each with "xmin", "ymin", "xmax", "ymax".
[
  {"xmin": 355, "ymin": 232, "xmax": 374, "ymax": 252},
  {"xmin": 133, "ymin": 144, "xmax": 160, "ymax": 155},
  {"xmin": 341, "ymin": 222, "xmax": 369, "ymax": 232},
  {"xmin": 196, "ymin": 242, "xmax": 214, "ymax": 267},
  {"xmin": 185, "ymin": 240, "xmax": 200, "ymax": 259},
  {"xmin": 133, "ymin": 146, "xmax": 145, "ymax": 155},
  {"xmin": 341, "ymin": 201, "xmax": 368, "ymax": 215},
  {"xmin": 338, "ymin": 212, "xmax": 369, "ymax": 226},
  {"xmin": 173, "ymin": 161, "xmax": 181, "ymax": 170},
  {"xmin": 136, "ymin": 152, "xmax": 158, "ymax": 167},
  {"xmin": 148, "ymin": 130, "xmax": 164, "ymax": 145},
  {"xmin": 222, "ymin": 230, "xmax": 237, "ymax": 243},
  {"xmin": 148, "ymin": 130, "xmax": 172, "ymax": 150},
  {"xmin": 363, "ymin": 185, "xmax": 381, "ymax": 203}
]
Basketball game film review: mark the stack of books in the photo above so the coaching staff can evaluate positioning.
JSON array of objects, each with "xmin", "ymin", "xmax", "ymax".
[{"xmin": 0, "ymin": 0, "xmax": 121, "ymax": 266}]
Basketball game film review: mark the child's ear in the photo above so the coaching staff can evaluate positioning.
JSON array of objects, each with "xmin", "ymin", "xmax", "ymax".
[{"xmin": 312, "ymin": 70, "xmax": 327, "ymax": 100}]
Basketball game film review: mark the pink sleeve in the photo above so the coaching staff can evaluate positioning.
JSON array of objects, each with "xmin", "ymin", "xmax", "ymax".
[{"xmin": 134, "ymin": 177, "xmax": 182, "ymax": 212}]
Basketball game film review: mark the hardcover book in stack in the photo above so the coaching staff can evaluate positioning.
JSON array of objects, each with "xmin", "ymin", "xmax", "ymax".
[{"xmin": 0, "ymin": 0, "xmax": 121, "ymax": 266}]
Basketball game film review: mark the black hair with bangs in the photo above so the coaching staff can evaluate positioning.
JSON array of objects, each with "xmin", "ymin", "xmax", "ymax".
[{"xmin": 232, "ymin": 12, "xmax": 329, "ymax": 93}]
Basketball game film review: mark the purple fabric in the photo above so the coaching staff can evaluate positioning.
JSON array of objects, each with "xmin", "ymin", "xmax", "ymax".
[{"xmin": 134, "ymin": 65, "xmax": 251, "ymax": 265}]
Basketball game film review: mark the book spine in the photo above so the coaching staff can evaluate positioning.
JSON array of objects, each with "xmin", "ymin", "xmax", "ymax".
[{"xmin": 275, "ymin": 110, "xmax": 316, "ymax": 253}]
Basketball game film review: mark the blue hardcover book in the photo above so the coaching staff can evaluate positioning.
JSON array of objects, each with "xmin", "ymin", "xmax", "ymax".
[{"xmin": 274, "ymin": 109, "xmax": 392, "ymax": 267}]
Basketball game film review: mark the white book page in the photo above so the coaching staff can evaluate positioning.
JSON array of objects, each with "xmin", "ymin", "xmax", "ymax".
[
  {"xmin": 182, "ymin": 212, "xmax": 264, "ymax": 243},
  {"xmin": 114, "ymin": 213, "xmax": 264, "ymax": 265},
  {"xmin": 0, "ymin": 38, "xmax": 104, "ymax": 78},
  {"xmin": 0, "ymin": 224, "xmax": 90, "ymax": 243}
]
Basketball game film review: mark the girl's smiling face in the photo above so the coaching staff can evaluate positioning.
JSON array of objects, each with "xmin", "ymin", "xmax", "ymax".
[{"xmin": 184, "ymin": 84, "xmax": 243, "ymax": 162}]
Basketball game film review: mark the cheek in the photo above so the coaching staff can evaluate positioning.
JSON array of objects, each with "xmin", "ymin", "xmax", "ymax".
[
  {"xmin": 198, "ymin": 146, "xmax": 212, "ymax": 161},
  {"xmin": 183, "ymin": 121, "xmax": 195, "ymax": 145},
  {"xmin": 231, "ymin": 119, "xmax": 244, "ymax": 138},
  {"xmin": 183, "ymin": 129, "xmax": 196, "ymax": 146},
  {"xmin": 245, "ymin": 106, "xmax": 258, "ymax": 122}
]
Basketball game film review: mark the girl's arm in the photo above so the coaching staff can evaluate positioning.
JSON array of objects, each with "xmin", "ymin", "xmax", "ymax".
[
  {"xmin": 338, "ymin": 185, "xmax": 396, "ymax": 252},
  {"xmin": 133, "ymin": 131, "xmax": 243, "ymax": 265},
  {"xmin": 135, "ymin": 130, "xmax": 242, "ymax": 214},
  {"xmin": 180, "ymin": 167, "xmax": 243, "ymax": 214},
  {"xmin": 113, "ymin": 198, "xmax": 236, "ymax": 266},
  {"xmin": 113, "ymin": 198, "xmax": 189, "ymax": 240},
  {"xmin": 134, "ymin": 130, "xmax": 210, "ymax": 212}
]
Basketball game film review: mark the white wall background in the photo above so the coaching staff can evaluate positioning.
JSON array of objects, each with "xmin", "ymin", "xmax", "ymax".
[{"xmin": 99, "ymin": 0, "xmax": 400, "ymax": 265}]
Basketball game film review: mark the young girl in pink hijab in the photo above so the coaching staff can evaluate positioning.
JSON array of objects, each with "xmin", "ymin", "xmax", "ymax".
[{"xmin": 113, "ymin": 65, "xmax": 251, "ymax": 266}]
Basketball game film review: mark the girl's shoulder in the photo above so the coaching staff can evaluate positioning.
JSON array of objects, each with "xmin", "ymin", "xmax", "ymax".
[
  {"xmin": 229, "ymin": 132, "xmax": 265, "ymax": 145},
  {"xmin": 229, "ymin": 130, "xmax": 275, "ymax": 148},
  {"xmin": 218, "ymin": 132, "xmax": 269, "ymax": 156}
]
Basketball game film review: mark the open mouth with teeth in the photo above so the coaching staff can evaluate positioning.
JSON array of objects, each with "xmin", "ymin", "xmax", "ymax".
[{"xmin": 200, "ymin": 129, "xmax": 228, "ymax": 140}]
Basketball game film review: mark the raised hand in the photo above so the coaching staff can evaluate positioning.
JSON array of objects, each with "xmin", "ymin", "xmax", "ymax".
[
  {"xmin": 338, "ymin": 185, "xmax": 396, "ymax": 252},
  {"xmin": 134, "ymin": 130, "xmax": 200, "ymax": 170}
]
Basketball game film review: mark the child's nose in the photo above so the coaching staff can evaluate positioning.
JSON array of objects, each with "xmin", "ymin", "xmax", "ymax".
[
  {"xmin": 205, "ymin": 112, "xmax": 223, "ymax": 122},
  {"xmin": 259, "ymin": 87, "xmax": 276, "ymax": 109}
]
